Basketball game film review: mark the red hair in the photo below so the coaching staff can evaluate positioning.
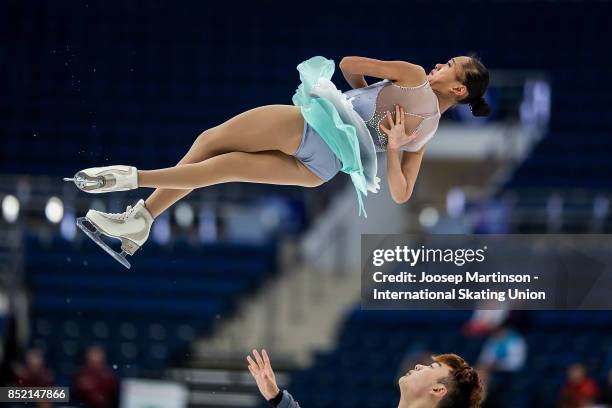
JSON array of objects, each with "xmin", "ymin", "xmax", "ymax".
[{"xmin": 432, "ymin": 354, "xmax": 483, "ymax": 408}]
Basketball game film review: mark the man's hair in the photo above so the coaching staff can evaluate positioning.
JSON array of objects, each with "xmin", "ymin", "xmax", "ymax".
[{"xmin": 432, "ymin": 354, "xmax": 483, "ymax": 408}]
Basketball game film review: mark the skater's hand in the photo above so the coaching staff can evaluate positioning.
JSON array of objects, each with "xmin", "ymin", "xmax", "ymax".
[
  {"xmin": 380, "ymin": 104, "xmax": 418, "ymax": 151},
  {"xmin": 247, "ymin": 349, "xmax": 280, "ymax": 400}
]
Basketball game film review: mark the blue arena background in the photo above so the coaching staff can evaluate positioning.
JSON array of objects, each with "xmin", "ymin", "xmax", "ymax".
[{"xmin": 1, "ymin": 1, "xmax": 612, "ymax": 408}]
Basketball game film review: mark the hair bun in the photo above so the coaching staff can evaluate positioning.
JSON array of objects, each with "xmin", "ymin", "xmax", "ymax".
[
  {"xmin": 469, "ymin": 96, "xmax": 491, "ymax": 117},
  {"xmin": 470, "ymin": 96, "xmax": 484, "ymax": 107}
]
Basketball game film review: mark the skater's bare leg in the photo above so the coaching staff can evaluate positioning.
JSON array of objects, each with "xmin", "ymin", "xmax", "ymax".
[
  {"xmin": 144, "ymin": 105, "xmax": 306, "ymax": 217},
  {"xmin": 138, "ymin": 150, "xmax": 323, "ymax": 189},
  {"xmin": 144, "ymin": 127, "xmax": 219, "ymax": 219}
]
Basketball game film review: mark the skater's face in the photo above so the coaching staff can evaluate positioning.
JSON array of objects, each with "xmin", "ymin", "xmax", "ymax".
[
  {"xmin": 427, "ymin": 56, "xmax": 470, "ymax": 101},
  {"xmin": 398, "ymin": 361, "xmax": 450, "ymax": 402}
]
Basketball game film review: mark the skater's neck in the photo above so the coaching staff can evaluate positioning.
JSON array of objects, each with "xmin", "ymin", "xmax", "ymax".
[
  {"xmin": 432, "ymin": 89, "xmax": 455, "ymax": 115},
  {"xmin": 398, "ymin": 397, "xmax": 437, "ymax": 408}
]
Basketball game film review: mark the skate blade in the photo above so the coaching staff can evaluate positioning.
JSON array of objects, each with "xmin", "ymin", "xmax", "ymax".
[
  {"xmin": 76, "ymin": 217, "xmax": 132, "ymax": 269},
  {"xmin": 64, "ymin": 173, "xmax": 104, "ymax": 192}
]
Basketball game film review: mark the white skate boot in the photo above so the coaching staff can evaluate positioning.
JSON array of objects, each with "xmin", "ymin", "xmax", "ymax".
[
  {"xmin": 77, "ymin": 199, "xmax": 154, "ymax": 269},
  {"xmin": 64, "ymin": 165, "xmax": 138, "ymax": 193}
]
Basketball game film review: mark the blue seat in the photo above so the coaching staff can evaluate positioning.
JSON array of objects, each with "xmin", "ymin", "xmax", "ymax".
[{"xmin": 24, "ymin": 232, "xmax": 277, "ymax": 376}]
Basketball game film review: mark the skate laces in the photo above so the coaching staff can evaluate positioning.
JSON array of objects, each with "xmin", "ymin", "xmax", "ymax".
[{"xmin": 105, "ymin": 204, "xmax": 137, "ymax": 220}]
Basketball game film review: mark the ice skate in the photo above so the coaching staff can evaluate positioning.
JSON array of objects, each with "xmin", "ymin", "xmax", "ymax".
[
  {"xmin": 64, "ymin": 165, "xmax": 138, "ymax": 193},
  {"xmin": 77, "ymin": 199, "xmax": 154, "ymax": 269}
]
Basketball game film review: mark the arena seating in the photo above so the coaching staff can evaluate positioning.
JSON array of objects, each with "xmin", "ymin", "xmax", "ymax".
[
  {"xmin": 24, "ymin": 234, "xmax": 278, "ymax": 383},
  {"xmin": 500, "ymin": 67, "xmax": 612, "ymax": 232}
]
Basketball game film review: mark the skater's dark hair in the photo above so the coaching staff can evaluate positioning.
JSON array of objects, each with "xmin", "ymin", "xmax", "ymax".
[
  {"xmin": 456, "ymin": 52, "xmax": 491, "ymax": 118},
  {"xmin": 433, "ymin": 354, "xmax": 483, "ymax": 408}
]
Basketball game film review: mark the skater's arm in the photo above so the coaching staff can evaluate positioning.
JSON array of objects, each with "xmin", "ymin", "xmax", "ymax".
[
  {"xmin": 340, "ymin": 64, "xmax": 369, "ymax": 89},
  {"xmin": 247, "ymin": 349, "xmax": 302, "ymax": 408},
  {"xmin": 339, "ymin": 56, "xmax": 427, "ymax": 87},
  {"xmin": 381, "ymin": 105, "xmax": 425, "ymax": 204},
  {"xmin": 342, "ymin": 70, "xmax": 369, "ymax": 89},
  {"xmin": 387, "ymin": 145, "xmax": 425, "ymax": 204}
]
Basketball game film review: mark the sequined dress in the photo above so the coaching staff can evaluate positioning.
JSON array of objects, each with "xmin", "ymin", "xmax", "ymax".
[
  {"xmin": 344, "ymin": 79, "xmax": 441, "ymax": 152},
  {"xmin": 292, "ymin": 56, "xmax": 440, "ymax": 218}
]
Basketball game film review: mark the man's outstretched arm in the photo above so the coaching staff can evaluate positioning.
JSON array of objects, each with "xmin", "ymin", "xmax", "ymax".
[{"xmin": 247, "ymin": 349, "xmax": 302, "ymax": 408}]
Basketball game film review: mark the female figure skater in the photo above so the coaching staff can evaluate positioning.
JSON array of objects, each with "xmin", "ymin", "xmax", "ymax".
[{"xmin": 64, "ymin": 54, "xmax": 490, "ymax": 268}]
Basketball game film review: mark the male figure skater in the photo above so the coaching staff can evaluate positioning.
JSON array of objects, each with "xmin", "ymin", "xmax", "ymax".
[{"xmin": 247, "ymin": 349, "xmax": 483, "ymax": 408}]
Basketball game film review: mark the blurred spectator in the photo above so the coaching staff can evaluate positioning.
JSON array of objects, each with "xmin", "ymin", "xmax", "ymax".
[
  {"xmin": 477, "ymin": 323, "xmax": 527, "ymax": 372},
  {"xmin": 73, "ymin": 345, "xmax": 119, "ymax": 408},
  {"xmin": 477, "ymin": 323, "xmax": 527, "ymax": 408},
  {"xmin": 463, "ymin": 308, "xmax": 510, "ymax": 337},
  {"xmin": 12, "ymin": 348, "xmax": 54, "ymax": 387},
  {"xmin": 558, "ymin": 363, "xmax": 599, "ymax": 408}
]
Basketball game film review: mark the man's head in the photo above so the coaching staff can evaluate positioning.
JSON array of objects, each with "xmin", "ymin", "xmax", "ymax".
[
  {"xmin": 567, "ymin": 363, "xmax": 587, "ymax": 383},
  {"xmin": 25, "ymin": 349, "xmax": 44, "ymax": 370},
  {"xmin": 85, "ymin": 345, "xmax": 106, "ymax": 367},
  {"xmin": 398, "ymin": 353, "xmax": 483, "ymax": 408}
]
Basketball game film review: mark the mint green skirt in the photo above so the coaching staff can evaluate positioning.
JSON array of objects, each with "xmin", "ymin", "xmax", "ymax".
[{"xmin": 292, "ymin": 56, "xmax": 380, "ymax": 218}]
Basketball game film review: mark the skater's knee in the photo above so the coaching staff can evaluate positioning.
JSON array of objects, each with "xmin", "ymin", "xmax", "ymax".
[
  {"xmin": 195, "ymin": 126, "xmax": 229, "ymax": 157},
  {"xmin": 191, "ymin": 127, "xmax": 225, "ymax": 160},
  {"xmin": 194, "ymin": 127, "xmax": 216, "ymax": 148}
]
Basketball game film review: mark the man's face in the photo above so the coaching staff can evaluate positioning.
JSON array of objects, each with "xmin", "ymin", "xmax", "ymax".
[
  {"xmin": 568, "ymin": 364, "xmax": 586, "ymax": 382},
  {"xmin": 86, "ymin": 348, "xmax": 105, "ymax": 367},
  {"xmin": 398, "ymin": 361, "xmax": 451, "ymax": 399},
  {"xmin": 25, "ymin": 350, "xmax": 43, "ymax": 369}
]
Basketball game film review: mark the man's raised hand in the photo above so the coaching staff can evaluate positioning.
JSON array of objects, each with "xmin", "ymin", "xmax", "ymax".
[{"xmin": 247, "ymin": 349, "xmax": 280, "ymax": 400}]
